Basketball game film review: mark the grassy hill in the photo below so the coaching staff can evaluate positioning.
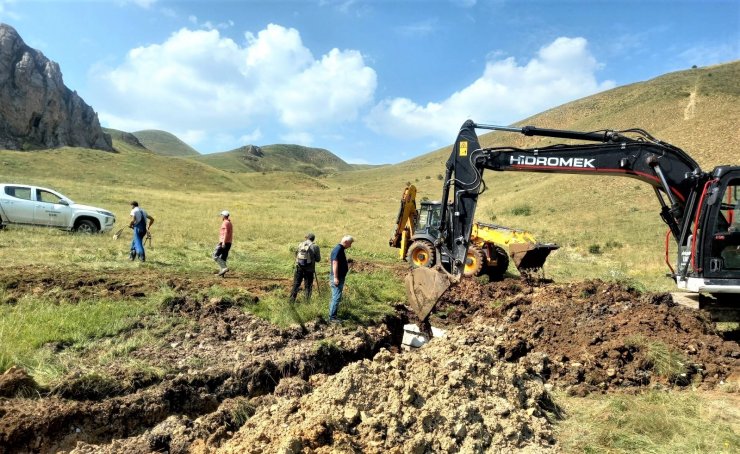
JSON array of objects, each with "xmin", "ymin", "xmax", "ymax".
[
  {"xmin": 0, "ymin": 61, "xmax": 737, "ymax": 292},
  {"xmin": 132, "ymin": 130, "xmax": 200, "ymax": 157},
  {"xmin": 325, "ymin": 61, "xmax": 740, "ymax": 290},
  {"xmin": 191, "ymin": 143, "xmax": 354, "ymax": 176}
]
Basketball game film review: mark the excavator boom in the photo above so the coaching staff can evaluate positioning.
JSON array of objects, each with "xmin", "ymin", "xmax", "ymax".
[{"xmin": 406, "ymin": 120, "xmax": 740, "ymax": 322}]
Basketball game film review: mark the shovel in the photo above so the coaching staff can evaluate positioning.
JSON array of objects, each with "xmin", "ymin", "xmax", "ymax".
[
  {"xmin": 112, "ymin": 228, "xmax": 124, "ymax": 240},
  {"xmin": 314, "ymin": 271, "xmax": 322, "ymax": 296}
]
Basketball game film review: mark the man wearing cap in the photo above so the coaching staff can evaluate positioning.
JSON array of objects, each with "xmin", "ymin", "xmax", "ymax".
[
  {"xmin": 128, "ymin": 201, "xmax": 154, "ymax": 262},
  {"xmin": 328, "ymin": 235, "xmax": 353, "ymax": 323},
  {"xmin": 290, "ymin": 232, "xmax": 321, "ymax": 302},
  {"xmin": 213, "ymin": 210, "xmax": 233, "ymax": 277}
]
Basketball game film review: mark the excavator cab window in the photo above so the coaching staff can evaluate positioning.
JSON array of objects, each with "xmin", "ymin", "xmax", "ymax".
[{"xmin": 711, "ymin": 178, "xmax": 740, "ymax": 271}]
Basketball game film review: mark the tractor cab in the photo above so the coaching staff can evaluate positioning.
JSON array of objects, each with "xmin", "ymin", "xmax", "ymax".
[{"xmin": 416, "ymin": 200, "xmax": 443, "ymax": 238}]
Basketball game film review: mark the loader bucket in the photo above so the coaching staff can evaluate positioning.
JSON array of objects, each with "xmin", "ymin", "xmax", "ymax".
[
  {"xmin": 509, "ymin": 243, "xmax": 559, "ymax": 271},
  {"xmin": 404, "ymin": 267, "xmax": 454, "ymax": 320}
]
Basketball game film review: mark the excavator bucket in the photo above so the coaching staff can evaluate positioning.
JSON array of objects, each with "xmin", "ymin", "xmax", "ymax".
[
  {"xmin": 509, "ymin": 243, "xmax": 559, "ymax": 271},
  {"xmin": 404, "ymin": 267, "xmax": 453, "ymax": 320}
]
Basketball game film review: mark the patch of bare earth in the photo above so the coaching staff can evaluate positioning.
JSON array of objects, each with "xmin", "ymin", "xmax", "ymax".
[
  {"xmin": 1, "ymin": 268, "xmax": 737, "ymax": 453},
  {"xmin": 436, "ymin": 278, "xmax": 739, "ymax": 395}
]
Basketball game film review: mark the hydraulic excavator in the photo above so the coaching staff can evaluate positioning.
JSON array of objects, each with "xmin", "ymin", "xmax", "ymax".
[
  {"xmin": 389, "ymin": 184, "xmax": 558, "ymax": 278},
  {"xmin": 406, "ymin": 120, "xmax": 740, "ymax": 321}
]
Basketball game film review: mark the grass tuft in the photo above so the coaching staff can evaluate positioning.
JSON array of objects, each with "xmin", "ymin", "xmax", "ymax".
[
  {"xmin": 625, "ymin": 335, "xmax": 689, "ymax": 383},
  {"xmin": 557, "ymin": 391, "xmax": 740, "ymax": 453}
]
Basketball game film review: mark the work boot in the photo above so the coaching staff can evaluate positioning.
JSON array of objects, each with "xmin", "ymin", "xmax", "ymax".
[
  {"xmin": 139, "ymin": 252, "xmax": 146, "ymax": 262},
  {"xmin": 129, "ymin": 250, "xmax": 136, "ymax": 261},
  {"xmin": 218, "ymin": 267, "xmax": 229, "ymax": 277}
]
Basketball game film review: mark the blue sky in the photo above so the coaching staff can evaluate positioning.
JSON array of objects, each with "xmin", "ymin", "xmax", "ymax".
[{"xmin": 1, "ymin": 0, "xmax": 738, "ymax": 164}]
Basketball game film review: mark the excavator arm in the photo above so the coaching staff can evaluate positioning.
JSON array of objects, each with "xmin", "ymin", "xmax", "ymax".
[
  {"xmin": 406, "ymin": 119, "xmax": 708, "ymax": 321},
  {"xmin": 441, "ymin": 120, "xmax": 703, "ymax": 277}
]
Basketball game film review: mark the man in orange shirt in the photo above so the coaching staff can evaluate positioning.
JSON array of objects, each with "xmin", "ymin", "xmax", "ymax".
[{"xmin": 214, "ymin": 210, "xmax": 233, "ymax": 277}]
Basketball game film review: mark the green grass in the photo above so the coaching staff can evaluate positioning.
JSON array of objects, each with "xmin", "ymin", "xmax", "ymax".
[
  {"xmin": 557, "ymin": 391, "xmax": 740, "ymax": 453},
  {"xmin": 190, "ymin": 143, "xmax": 353, "ymax": 176},
  {"xmin": 243, "ymin": 269, "xmax": 402, "ymax": 327},
  {"xmin": 625, "ymin": 335, "xmax": 690, "ymax": 383},
  {"xmin": 131, "ymin": 129, "xmax": 200, "ymax": 156},
  {"xmin": 0, "ymin": 294, "xmax": 159, "ymax": 384}
]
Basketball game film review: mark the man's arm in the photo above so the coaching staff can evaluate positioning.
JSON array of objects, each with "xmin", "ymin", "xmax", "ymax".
[
  {"xmin": 332, "ymin": 260, "xmax": 338, "ymax": 284},
  {"xmin": 146, "ymin": 214, "xmax": 155, "ymax": 229}
]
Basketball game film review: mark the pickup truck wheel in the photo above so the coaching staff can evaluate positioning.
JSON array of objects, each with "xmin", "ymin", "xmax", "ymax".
[{"xmin": 75, "ymin": 219, "xmax": 99, "ymax": 234}]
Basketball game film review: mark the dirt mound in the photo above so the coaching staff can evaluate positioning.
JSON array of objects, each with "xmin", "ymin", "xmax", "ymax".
[
  {"xmin": 220, "ymin": 324, "xmax": 560, "ymax": 453},
  {"xmin": 0, "ymin": 367, "xmax": 39, "ymax": 398},
  {"xmin": 437, "ymin": 278, "xmax": 739, "ymax": 395}
]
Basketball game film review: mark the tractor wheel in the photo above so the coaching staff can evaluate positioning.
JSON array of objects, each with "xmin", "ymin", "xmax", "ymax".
[
  {"xmin": 464, "ymin": 245, "xmax": 485, "ymax": 277},
  {"xmin": 406, "ymin": 241, "xmax": 436, "ymax": 269},
  {"xmin": 74, "ymin": 219, "xmax": 99, "ymax": 234},
  {"xmin": 486, "ymin": 246, "xmax": 509, "ymax": 281}
]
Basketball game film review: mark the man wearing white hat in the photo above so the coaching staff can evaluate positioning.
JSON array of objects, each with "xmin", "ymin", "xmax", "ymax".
[{"xmin": 213, "ymin": 210, "xmax": 233, "ymax": 277}]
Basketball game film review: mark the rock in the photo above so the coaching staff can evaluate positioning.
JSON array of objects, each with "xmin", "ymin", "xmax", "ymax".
[
  {"xmin": 344, "ymin": 407, "xmax": 360, "ymax": 424},
  {"xmin": 0, "ymin": 24, "xmax": 112, "ymax": 151}
]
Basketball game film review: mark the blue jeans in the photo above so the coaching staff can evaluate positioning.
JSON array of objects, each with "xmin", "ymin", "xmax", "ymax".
[
  {"xmin": 328, "ymin": 275, "xmax": 345, "ymax": 320},
  {"xmin": 130, "ymin": 226, "xmax": 146, "ymax": 259}
]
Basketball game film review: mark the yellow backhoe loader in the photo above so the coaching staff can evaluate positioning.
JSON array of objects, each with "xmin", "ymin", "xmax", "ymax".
[{"xmin": 390, "ymin": 185, "xmax": 558, "ymax": 280}]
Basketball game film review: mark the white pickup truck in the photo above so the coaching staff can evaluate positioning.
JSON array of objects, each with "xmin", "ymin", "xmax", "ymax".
[{"xmin": 0, "ymin": 183, "xmax": 116, "ymax": 233}]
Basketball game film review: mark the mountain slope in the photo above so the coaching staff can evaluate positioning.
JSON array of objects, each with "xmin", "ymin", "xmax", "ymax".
[
  {"xmin": 191, "ymin": 143, "xmax": 354, "ymax": 176},
  {"xmin": 132, "ymin": 130, "xmax": 200, "ymax": 157}
]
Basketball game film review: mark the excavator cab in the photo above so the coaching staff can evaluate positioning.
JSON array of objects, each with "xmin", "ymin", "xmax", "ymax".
[{"xmin": 700, "ymin": 171, "xmax": 740, "ymax": 278}]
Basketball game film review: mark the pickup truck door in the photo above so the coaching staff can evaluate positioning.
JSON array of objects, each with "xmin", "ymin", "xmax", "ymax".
[
  {"xmin": 1, "ymin": 185, "xmax": 35, "ymax": 224},
  {"xmin": 33, "ymin": 188, "xmax": 71, "ymax": 227}
]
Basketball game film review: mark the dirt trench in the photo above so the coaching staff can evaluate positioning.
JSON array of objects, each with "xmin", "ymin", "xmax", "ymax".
[
  {"xmin": 1, "ymin": 269, "xmax": 738, "ymax": 453},
  {"xmin": 0, "ymin": 268, "xmax": 407, "ymax": 453}
]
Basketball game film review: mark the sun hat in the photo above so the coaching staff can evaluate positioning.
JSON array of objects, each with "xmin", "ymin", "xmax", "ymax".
[{"xmin": 220, "ymin": 210, "xmax": 230, "ymax": 217}]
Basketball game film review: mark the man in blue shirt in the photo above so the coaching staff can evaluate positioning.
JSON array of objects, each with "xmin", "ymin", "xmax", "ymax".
[
  {"xmin": 128, "ymin": 201, "xmax": 154, "ymax": 262},
  {"xmin": 328, "ymin": 235, "xmax": 354, "ymax": 323}
]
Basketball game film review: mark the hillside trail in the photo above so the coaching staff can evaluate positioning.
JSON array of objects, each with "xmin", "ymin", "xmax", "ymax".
[{"xmin": 0, "ymin": 267, "xmax": 737, "ymax": 453}]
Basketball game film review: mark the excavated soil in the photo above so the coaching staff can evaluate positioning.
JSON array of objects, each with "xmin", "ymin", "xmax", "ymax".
[
  {"xmin": 436, "ymin": 278, "xmax": 740, "ymax": 395},
  {"xmin": 0, "ymin": 266, "xmax": 738, "ymax": 453}
]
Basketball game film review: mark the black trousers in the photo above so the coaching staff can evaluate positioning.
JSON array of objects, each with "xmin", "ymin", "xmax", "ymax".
[{"xmin": 290, "ymin": 265, "xmax": 314, "ymax": 300}]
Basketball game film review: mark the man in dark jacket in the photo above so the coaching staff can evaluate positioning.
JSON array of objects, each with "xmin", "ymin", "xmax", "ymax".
[
  {"xmin": 290, "ymin": 232, "xmax": 321, "ymax": 302},
  {"xmin": 328, "ymin": 235, "xmax": 353, "ymax": 322}
]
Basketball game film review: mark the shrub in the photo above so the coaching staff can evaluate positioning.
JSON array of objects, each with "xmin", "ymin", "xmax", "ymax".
[{"xmin": 511, "ymin": 205, "xmax": 532, "ymax": 216}]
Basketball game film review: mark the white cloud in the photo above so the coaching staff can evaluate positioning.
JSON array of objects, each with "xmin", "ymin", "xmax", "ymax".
[
  {"xmin": 451, "ymin": 0, "xmax": 477, "ymax": 7},
  {"xmin": 90, "ymin": 24, "xmax": 376, "ymax": 151},
  {"xmin": 365, "ymin": 37, "xmax": 615, "ymax": 141},
  {"xmin": 280, "ymin": 131, "xmax": 314, "ymax": 146},
  {"xmin": 120, "ymin": 0, "xmax": 158, "ymax": 8},
  {"xmin": 0, "ymin": 0, "xmax": 20, "ymax": 21},
  {"xmin": 396, "ymin": 19, "xmax": 438, "ymax": 37},
  {"xmin": 239, "ymin": 129, "xmax": 262, "ymax": 144},
  {"xmin": 678, "ymin": 44, "xmax": 738, "ymax": 69}
]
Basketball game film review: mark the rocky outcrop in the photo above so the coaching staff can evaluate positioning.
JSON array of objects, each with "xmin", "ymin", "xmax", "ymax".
[
  {"xmin": 240, "ymin": 145, "xmax": 264, "ymax": 161},
  {"xmin": 0, "ymin": 23, "xmax": 112, "ymax": 151}
]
